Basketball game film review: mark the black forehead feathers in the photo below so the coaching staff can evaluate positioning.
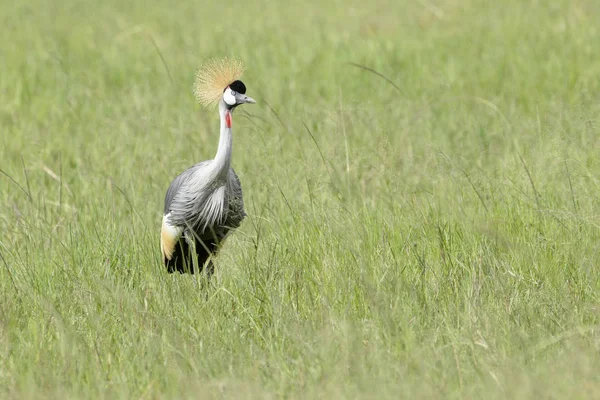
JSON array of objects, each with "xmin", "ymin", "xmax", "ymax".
[{"xmin": 228, "ymin": 80, "xmax": 246, "ymax": 94}]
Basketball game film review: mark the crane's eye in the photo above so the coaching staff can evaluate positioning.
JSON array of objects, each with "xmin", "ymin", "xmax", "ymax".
[{"xmin": 230, "ymin": 90, "xmax": 237, "ymax": 96}]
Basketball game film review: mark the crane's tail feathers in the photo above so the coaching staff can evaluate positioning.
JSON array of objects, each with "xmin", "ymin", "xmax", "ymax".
[
  {"xmin": 161, "ymin": 233, "xmax": 218, "ymax": 276},
  {"xmin": 160, "ymin": 214, "xmax": 223, "ymax": 276},
  {"xmin": 164, "ymin": 239, "xmax": 192, "ymax": 273},
  {"xmin": 164, "ymin": 240, "xmax": 215, "ymax": 275}
]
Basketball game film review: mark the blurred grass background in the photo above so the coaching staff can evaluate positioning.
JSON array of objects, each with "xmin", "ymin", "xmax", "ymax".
[{"xmin": 1, "ymin": 0, "xmax": 600, "ymax": 398}]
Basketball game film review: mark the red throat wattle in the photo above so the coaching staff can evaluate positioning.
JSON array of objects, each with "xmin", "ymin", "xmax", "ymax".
[{"xmin": 225, "ymin": 111, "xmax": 232, "ymax": 128}]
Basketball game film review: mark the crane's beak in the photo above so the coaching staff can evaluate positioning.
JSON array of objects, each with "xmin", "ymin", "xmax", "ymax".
[
  {"xmin": 235, "ymin": 92, "xmax": 256, "ymax": 105},
  {"xmin": 242, "ymin": 95, "xmax": 256, "ymax": 104}
]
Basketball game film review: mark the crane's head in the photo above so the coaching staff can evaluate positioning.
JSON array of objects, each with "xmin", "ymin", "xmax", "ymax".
[
  {"xmin": 222, "ymin": 80, "xmax": 255, "ymax": 110},
  {"xmin": 194, "ymin": 58, "xmax": 256, "ymax": 110}
]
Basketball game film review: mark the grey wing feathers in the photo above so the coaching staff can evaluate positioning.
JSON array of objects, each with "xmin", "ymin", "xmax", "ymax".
[
  {"xmin": 225, "ymin": 168, "xmax": 246, "ymax": 229},
  {"xmin": 163, "ymin": 162, "xmax": 208, "ymax": 214},
  {"xmin": 164, "ymin": 162, "xmax": 245, "ymax": 234}
]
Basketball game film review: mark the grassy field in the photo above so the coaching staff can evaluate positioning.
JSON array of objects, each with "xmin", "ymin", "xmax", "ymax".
[{"xmin": 1, "ymin": 0, "xmax": 600, "ymax": 398}]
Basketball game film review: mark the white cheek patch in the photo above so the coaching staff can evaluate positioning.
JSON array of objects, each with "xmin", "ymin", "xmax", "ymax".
[{"xmin": 223, "ymin": 88, "xmax": 236, "ymax": 106}]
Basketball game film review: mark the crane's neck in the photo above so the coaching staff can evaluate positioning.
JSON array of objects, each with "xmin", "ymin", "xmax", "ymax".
[{"xmin": 212, "ymin": 100, "xmax": 233, "ymax": 181}]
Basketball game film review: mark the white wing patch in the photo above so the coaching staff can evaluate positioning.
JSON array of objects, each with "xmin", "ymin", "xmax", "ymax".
[{"xmin": 160, "ymin": 213, "xmax": 184, "ymax": 263}]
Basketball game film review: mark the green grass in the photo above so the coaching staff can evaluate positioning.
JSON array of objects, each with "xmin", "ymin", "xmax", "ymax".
[{"xmin": 1, "ymin": 0, "xmax": 600, "ymax": 398}]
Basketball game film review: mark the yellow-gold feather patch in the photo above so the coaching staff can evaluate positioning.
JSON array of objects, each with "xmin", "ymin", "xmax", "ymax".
[
  {"xmin": 193, "ymin": 57, "xmax": 245, "ymax": 108},
  {"xmin": 160, "ymin": 214, "xmax": 183, "ymax": 263}
]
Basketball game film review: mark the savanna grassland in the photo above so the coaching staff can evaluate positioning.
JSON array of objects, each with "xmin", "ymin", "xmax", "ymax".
[{"xmin": 1, "ymin": 0, "xmax": 600, "ymax": 398}]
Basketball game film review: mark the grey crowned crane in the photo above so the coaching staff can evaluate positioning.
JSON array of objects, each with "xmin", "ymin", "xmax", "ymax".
[{"xmin": 160, "ymin": 58, "xmax": 255, "ymax": 275}]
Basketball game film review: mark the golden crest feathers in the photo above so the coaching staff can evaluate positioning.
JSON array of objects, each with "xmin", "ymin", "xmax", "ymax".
[{"xmin": 193, "ymin": 57, "xmax": 245, "ymax": 108}]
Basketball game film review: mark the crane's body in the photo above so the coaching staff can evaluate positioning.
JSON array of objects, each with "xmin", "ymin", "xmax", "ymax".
[{"xmin": 160, "ymin": 60, "xmax": 254, "ymax": 274}]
